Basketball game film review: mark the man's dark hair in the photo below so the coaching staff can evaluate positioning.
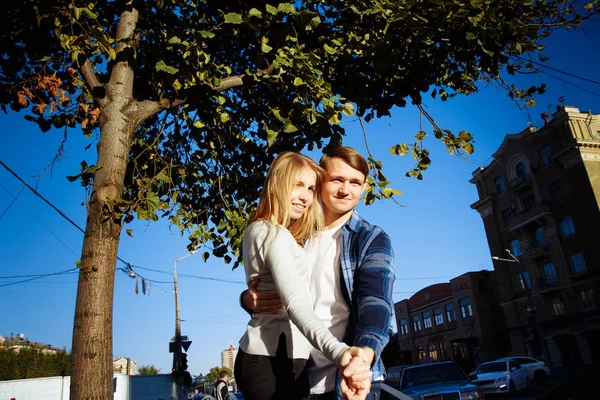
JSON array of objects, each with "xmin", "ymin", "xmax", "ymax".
[
  {"xmin": 219, "ymin": 370, "xmax": 230, "ymax": 378},
  {"xmin": 320, "ymin": 146, "xmax": 369, "ymax": 180}
]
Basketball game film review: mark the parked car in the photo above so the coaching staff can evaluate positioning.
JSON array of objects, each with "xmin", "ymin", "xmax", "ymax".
[
  {"xmin": 384, "ymin": 365, "xmax": 413, "ymax": 390},
  {"xmin": 398, "ymin": 361, "xmax": 483, "ymax": 399},
  {"xmin": 497, "ymin": 356, "xmax": 551, "ymax": 384},
  {"xmin": 469, "ymin": 359, "xmax": 530, "ymax": 396}
]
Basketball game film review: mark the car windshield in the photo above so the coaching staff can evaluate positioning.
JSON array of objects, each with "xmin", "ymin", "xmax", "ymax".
[
  {"xmin": 476, "ymin": 362, "xmax": 507, "ymax": 373},
  {"xmin": 401, "ymin": 363, "xmax": 468, "ymax": 389}
]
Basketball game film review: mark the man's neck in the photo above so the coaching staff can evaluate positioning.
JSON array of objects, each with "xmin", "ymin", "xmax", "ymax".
[{"xmin": 323, "ymin": 209, "xmax": 354, "ymax": 230}]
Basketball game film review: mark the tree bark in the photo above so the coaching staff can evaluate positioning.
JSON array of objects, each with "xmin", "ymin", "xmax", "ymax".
[{"xmin": 70, "ymin": 4, "xmax": 140, "ymax": 398}]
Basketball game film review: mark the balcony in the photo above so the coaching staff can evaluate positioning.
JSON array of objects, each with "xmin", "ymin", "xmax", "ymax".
[
  {"xmin": 509, "ymin": 202, "xmax": 552, "ymax": 231},
  {"xmin": 510, "ymin": 176, "xmax": 532, "ymax": 192},
  {"xmin": 536, "ymin": 274, "xmax": 562, "ymax": 292},
  {"xmin": 527, "ymin": 242, "xmax": 550, "ymax": 259}
]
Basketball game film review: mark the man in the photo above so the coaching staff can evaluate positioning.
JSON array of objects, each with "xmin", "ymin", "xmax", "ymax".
[
  {"xmin": 213, "ymin": 370, "xmax": 230, "ymax": 400},
  {"xmin": 242, "ymin": 146, "xmax": 395, "ymax": 400}
]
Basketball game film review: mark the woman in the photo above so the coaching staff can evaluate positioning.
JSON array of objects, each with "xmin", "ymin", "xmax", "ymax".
[{"xmin": 235, "ymin": 152, "xmax": 367, "ymax": 400}]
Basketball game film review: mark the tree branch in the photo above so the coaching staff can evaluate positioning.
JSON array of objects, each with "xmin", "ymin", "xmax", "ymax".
[{"xmin": 80, "ymin": 59, "xmax": 105, "ymax": 107}]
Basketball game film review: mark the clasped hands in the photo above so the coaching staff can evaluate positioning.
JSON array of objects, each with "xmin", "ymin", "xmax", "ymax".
[
  {"xmin": 338, "ymin": 346, "xmax": 373, "ymax": 400},
  {"xmin": 244, "ymin": 280, "xmax": 373, "ymax": 400}
]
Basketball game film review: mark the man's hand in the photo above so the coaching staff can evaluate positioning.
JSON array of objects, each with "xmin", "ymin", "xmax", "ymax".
[
  {"xmin": 338, "ymin": 347, "xmax": 373, "ymax": 400},
  {"xmin": 242, "ymin": 279, "xmax": 283, "ymax": 314}
]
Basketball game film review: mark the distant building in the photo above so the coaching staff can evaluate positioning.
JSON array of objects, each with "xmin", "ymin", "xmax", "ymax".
[
  {"xmin": 0, "ymin": 333, "xmax": 59, "ymax": 355},
  {"xmin": 470, "ymin": 105, "xmax": 600, "ymax": 367},
  {"xmin": 113, "ymin": 357, "xmax": 137, "ymax": 375},
  {"xmin": 394, "ymin": 271, "xmax": 508, "ymax": 373},
  {"xmin": 221, "ymin": 344, "xmax": 237, "ymax": 371}
]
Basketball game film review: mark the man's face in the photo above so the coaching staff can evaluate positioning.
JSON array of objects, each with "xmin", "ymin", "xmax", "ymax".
[{"xmin": 321, "ymin": 157, "xmax": 366, "ymax": 217}]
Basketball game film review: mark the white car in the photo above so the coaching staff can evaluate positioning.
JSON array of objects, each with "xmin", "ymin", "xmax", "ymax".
[
  {"xmin": 497, "ymin": 356, "xmax": 551, "ymax": 384},
  {"xmin": 469, "ymin": 359, "xmax": 531, "ymax": 396}
]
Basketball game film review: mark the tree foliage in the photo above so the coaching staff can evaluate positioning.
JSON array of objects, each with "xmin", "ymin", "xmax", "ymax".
[
  {"xmin": 138, "ymin": 364, "xmax": 161, "ymax": 375},
  {"xmin": 204, "ymin": 366, "xmax": 232, "ymax": 386},
  {"xmin": 0, "ymin": 1, "xmax": 596, "ymax": 399},
  {"xmin": 0, "ymin": 346, "xmax": 71, "ymax": 381}
]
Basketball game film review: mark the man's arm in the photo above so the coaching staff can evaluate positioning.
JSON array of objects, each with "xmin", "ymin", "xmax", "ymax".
[
  {"xmin": 240, "ymin": 279, "xmax": 284, "ymax": 314},
  {"xmin": 353, "ymin": 229, "xmax": 395, "ymax": 366}
]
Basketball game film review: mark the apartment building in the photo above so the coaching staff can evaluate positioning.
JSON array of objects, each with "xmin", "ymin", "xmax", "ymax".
[
  {"xmin": 221, "ymin": 344, "xmax": 238, "ymax": 371},
  {"xmin": 470, "ymin": 105, "xmax": 600, "ymax": 367},
  {"xmin": 394, "ymin": 271, "xmax": 508, "ymax": 373}
]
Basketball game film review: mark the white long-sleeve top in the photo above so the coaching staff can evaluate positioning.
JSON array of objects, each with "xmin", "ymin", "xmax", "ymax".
[{"xmin": 238, "ymin": 221, "xmax": 349, "ymax": 362}]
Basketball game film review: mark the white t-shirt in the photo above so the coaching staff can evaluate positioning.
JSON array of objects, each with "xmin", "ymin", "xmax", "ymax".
[
  {"xmin": 306, "ymin": 224, "xmax": 349, "ymax": 394},
  {"xmin": 238, "ymin": 221, "xmax": 348, "ymax": 362}
]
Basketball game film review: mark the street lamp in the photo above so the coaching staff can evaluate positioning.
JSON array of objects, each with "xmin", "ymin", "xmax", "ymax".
[
  {"xmin": 491, "ymin": 248, "xmax": 519, "ymax": 263},
  {"xmin": 174, "ymin": 249, "xmax": 197, "ymax": 342},
  {"xmin": 172, "ymin": 249, "xmax": 197, "ymax": 400}
]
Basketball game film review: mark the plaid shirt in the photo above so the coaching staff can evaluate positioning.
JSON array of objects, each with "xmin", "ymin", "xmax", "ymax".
[{"xmin": 335, "ymin": 211, "xmax": 395, "ymax": 399}]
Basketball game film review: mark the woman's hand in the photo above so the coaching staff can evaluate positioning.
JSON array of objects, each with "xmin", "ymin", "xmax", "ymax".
[{"xmin": 338, "ymin": 347, "xmax": 374, "ymax": 400}]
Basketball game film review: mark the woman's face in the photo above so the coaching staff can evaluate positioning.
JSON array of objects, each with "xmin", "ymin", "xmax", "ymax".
[{"xmin": 290, "ymin": 166, "xmax": 317, "ymax": 220}]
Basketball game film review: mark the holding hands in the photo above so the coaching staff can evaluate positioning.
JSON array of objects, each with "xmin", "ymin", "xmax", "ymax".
[{"xmin": 338, "ymin": 347, "xmax": 373, "ymax": 400}]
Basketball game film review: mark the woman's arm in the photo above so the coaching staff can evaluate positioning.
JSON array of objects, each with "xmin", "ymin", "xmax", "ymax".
[{"xmin": 264, "ymin": 227, "xmax": 349, "ymax": 362}]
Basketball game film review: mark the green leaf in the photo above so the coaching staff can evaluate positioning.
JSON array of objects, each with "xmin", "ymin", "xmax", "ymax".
[
  {"xmin": 415, "ymin": 130, "xmax": 426, "ymax": 141},
  {"xmin": 199, "ymin": 30, "xmax": 215, "ymax": 38},
  {"xmin": 342, "ymin": 102, "xmax": 355, "ymax": 116},
  {"xmin": 293, "ymin": 77, "xmax": 306, "ymax": 86},
  {"xmin": 261, "ymin": 37, "xmax": 273, "ymax": 53},
  {"xmin": 278, "ymin": 3, "xmax": 295, "ymax": 14},
  {"xmin": 465, "ymin": 32, "xmax": 476, "ymax": 41},
  {"xmin": 266, "ymin": 128, "xmax": 278, "ymax": 147},
  {"xmin": 224, "ymin": 13, "xmax": 243, "ymax": 24},
  {"xmin": 155, "ymin": 60, "xmax": 179, "ymax": 74},
  {"xmin": 464, "ymin": 143, "xmax": 475, "ymax": 155},
  {"xmin": 283, "ymin": 123, "xmax": 298, "ymax": 133},
  {"xmin": 390, "ymin": 143, "xmax": 410, "ymax": 156},
  {"xmin": 202, "ymin": 252, "xmax": 210, "ymax": 262},
  {"xmin": 126, "ymin": 229, "xmax": 133, "ymax": 237},
  {"xmin": 249, "ymin": 8, "xmax": 263, "ymax": 18},
  {"xmin": 458, "ymin": 131, "xmax": 473, "ymax": 142},
  {"xmin": 323, "ymin": 44, "xmax": 336, "ymax": 55},
  {"xmin": 194, "ymin": 120, "xmax": 206, "ymax": 128},
  {"xmin": 266, "ymin": 4, "xmax": 278, "ymax": 15},
  {"xmin": 328, "ymin": 112, "xmax": 341, "ymax": 125},
  {"xmin": 156, "ymin": 171, "xmax": 172, "ymax": 183},
  {"xmin": 220, "ymin": 113, "xmax": 230, "ymax": 123}
]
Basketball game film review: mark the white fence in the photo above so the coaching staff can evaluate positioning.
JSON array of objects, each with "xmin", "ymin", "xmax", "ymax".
[{"xmin": 0, "ymin": 374, "xmax": 178, "ymax": 400}]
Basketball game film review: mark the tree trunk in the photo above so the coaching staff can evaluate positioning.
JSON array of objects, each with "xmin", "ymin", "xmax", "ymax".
[
  {"xmin": 69, "ymin": 5, "xmax": 140, "ymax": 399},
  {"xmin": 70, "ymin": 106, "xmax": 136, "ymax": 399}
]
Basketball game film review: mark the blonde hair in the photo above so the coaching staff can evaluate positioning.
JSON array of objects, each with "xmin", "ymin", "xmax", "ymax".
[{"xmin": 252, "ymin": 152, "xmax": 325, "ymax": 245}]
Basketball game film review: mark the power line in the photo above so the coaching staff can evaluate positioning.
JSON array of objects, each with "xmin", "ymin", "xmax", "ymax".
[
  {"xmin": 516, "ymin": 55, "xmax": 600, "ymax": 86},
  {"xmin": 0, "ymin": 268, "xmax": 78, "ymax": 288},
  {"xmin": 541, "ymin": 71, "xmax": 600, "ymax": 98},
  {"xmin": 0, "ymin": 183, "xmax": 25, "ymax": 220}
]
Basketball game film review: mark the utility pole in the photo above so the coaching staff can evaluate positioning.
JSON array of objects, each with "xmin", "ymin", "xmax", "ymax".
[{"xmin": 170, "ymin": 251, "xmax": 196, "ymax": 400}]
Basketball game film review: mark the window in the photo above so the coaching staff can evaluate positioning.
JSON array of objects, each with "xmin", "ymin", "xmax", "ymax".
[
  {"xmin": 560, "ymin": 216, "xmax": 576, "ymax": 237},
  {"xmin": 570, "ymin": 252, "xmax": 587, "ymax": 274},
  {"xmin": 452, "ymin": 341, "xmax": 468, "ymax": 359},
  {"xmin": 495, "ymin": 176, "xmax": 506, "ymax": 194},
  {"xmin": 548, "ymin": 181, "xmax": 564, "ymax": 202},
  {"xmin": 580, "ymin": 289, "xmax": 595, "ymax": 309},
  {"xmin": 446, "ymin": 303, "xmax": 457, "ymax": 322},
  {"xmin": 552, "ymin": 297, "xmax": 566, "ymax": 315},
  {"xmin": 516, "ymin": 162, "xmax": 529, "ymax": 182},
  {"xmin": 434, "ymin": 307, "xmax": 444, "ymax": 326},
  {"xmin": 417, "ymin": 346, "xmax": 426, "ymax": 363},
  {"xmin": 510, "ymin": 239, "xmax": 523, "ymax": 257},
  {"xmin": 399, "ymin": 318, "xmax": 409, "ymax": 335},
  {"xmin": 423, "ymin": 311, "xmax": 432, "ymax": 329},
  {"xmin": 539, "ymin": 145, "xmax": 552, "ymax": 165},
  {"xmin": 522, "ymin": 194, "xmax": 537, "ymax": 211},
  {"xmin": 439, "ymin": 342, "xmax": 450, "ymax": 360},
  {"xmin": 535, "ymin": 227, "xmax": 547, "ymax": 246},
  {"xmin": 459, "ymin": 297, "xmax": 473, "ymax": 318},
  {"xmin": 517, "ymin": 271, "xmax": 531, "ymax": 290},
  {"xmin": 412, "ymin": 315, "xmax": 422, "ymax": 332},
  {"xmin": 428, "ymin": 344, "xmax": 439, "ymax": 362},
  {"xmin": 502, "ymin": 208, "xmax": 513, "ymax": 227},
  {"xmin": 543, "ymin": 262, "xmax": 558, "ymax": 285}
]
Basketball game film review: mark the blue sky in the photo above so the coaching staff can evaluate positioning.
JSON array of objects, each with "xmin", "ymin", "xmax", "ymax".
[{"xmin": 1, "ymin": 21, "xmax": 599, "ymax": 377}]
